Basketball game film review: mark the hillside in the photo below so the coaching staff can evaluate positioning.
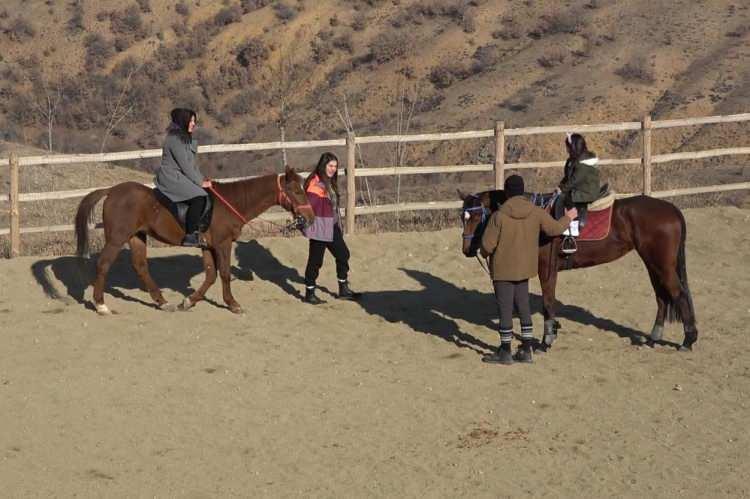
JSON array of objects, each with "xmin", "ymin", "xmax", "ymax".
[{"xmin": 0, "ymin": 0, "xmax": 748, "ymax": 212}]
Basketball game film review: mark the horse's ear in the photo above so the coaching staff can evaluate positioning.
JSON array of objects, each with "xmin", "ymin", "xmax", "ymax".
[
  {"xmin": 284, "ymin": 164, "xmax": 296, "ymax": 180},
  {"xmin": 457, "ymin": 189, "xmax": 467, "ymax": 201}
]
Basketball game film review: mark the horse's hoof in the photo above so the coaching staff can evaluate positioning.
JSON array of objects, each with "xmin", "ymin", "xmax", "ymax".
[
  {"xmin": 95, "ymin": 304, "xmax": 112, "ymax": 316},
  {"xmin": 178, "ymin": 297, "xmax": 194, "ymax": 311},
  {"xmin": 634, "ymin": 335, "xmax": 648, "ymax": 345},
  {"xmin": 229, "ymin": 305, "xmax": 244, "ymax": 314},
  {"xmin": 678, "ymin": 344, "xmax": 693, "ymax": 352},
  {"xmin": 543, "ymin": 333, "xmax": 556, "ymax": 347},
  {"xmin": 159, "ymin": 302, "xmax": 177, "ymax": 312},
  {"xmin": 650, "ymin": 325, "xmax": 664, "ymax": 342}
]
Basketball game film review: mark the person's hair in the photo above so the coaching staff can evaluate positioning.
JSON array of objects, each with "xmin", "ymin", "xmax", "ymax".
[
  {"xmin": 304, "ymin": 152, "xmax": 340, "ymax": 199},
  {"xmin": 167, "ymin": 108, "xmax": 197, "ymax": 144},
  {"xmin": 565, "ymin": 133, "xmax": 590, "ymax": 160}
]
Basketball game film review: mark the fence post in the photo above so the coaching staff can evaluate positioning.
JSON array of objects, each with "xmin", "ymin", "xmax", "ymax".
[
  {"xmin": 494, "ymin": 121, "xmax": 505, "ymax": 189},
  {"xmin": 345, "ymin": 132, "xmax": 356, "ymax": 235},
  {"xmin": 9, "ymin": 152, "xmax": 20, "ymax": 258},
  {"xmin": 641, "ymin": 115, "xmax": 652, "ymax": 195}
]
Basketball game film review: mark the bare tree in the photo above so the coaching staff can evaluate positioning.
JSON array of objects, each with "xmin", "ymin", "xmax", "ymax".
[
  {"xmin": 388, "ymin": 78, "xmax": 421, "ymax": 220},
  {"xmin": 268, "ymin": 28, "xmax": 309, "ymax": 167},
  {"xmin": 334, "ymin": 97, "xmax": 374, "ymax": 209},
  {"xmin": 19, "ymin": 62, "xmax": 64, "ymax": 151},
  {"xmin": 100, "ymin": 61, "xmax": 144, "ymax": 153}
]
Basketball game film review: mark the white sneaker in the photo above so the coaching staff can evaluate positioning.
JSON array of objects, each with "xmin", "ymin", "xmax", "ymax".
[{"xmin": 563, "ymin": 221, "xmax": 580, "ymax": 237}]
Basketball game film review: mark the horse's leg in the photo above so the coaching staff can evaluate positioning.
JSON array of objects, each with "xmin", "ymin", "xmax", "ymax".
[
  {"xmin": 639, "ymin": 248, "xmax": 698, "ymax": 351},
  {"xmin": 538, "ymin": 244, "xmax": 560, "ymax": 348},
  {"xmin": 215, "ymin": 242, "xmax": 242, "ymax": 314},
  {"xmin": 646, "ymin": 268, "xmax": 668, "ymax": 342},
  {"xmin": 128, "ymin": 233, "xmax": 173, "ymax": 311},
  {"xmin": 180, "ymin": 248, "xmax": 217, "ymax": 310},
  {"xmin": 92, "ymin": 242, "xmax": 123, "ymax": 315}
]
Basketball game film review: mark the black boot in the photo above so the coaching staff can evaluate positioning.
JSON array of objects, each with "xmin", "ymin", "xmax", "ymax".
[
  {"xmin": 337, "ymin": 280, "xmax": 361, "ymax": 300},
  {"xmin": 303, "ymin": 286, "xmax": 324, "ymax": 304},
  {"xmin": 482, "ymin": 343, "xmax": 514, "ymax": 365},
  {"xmin": 181, "ymin": 231, "xmax": 205, "ymax": 248},
  {"xmin": 513, "ymin": 340, "xmax": 533, "ymax": 363}
]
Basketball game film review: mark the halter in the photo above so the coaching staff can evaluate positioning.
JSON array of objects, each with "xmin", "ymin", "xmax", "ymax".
[
  {"xmin": 461, "ymin": 202, "xmax": 491, "ymax": 241},
  {"xmin": 276, "ymin": 174, "xmax": 312, "ymax": 215}
]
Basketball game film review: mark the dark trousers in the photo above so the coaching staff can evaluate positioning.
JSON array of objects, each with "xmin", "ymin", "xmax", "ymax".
[
  {"xmin": 185, "ymin": 195, "xmax": 206, "ymax": 234},
  {"xmin": 493, "ymin": 280, "xmax": 533, "ymax": 344},
  {"xmin": 304, "ymin": 225, "xmax": 350, "ymax": 287}
]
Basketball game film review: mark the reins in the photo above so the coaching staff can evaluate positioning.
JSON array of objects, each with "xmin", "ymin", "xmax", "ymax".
[{"xmin": 205, "ymin": 175, "xmax": 311, "ymax": 236}]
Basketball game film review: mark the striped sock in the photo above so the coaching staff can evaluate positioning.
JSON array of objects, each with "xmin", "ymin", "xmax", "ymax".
[
  {"xmin": 521, "ymin": 324, "xmax": 533, "ymax": 340},
  {"xmin": 499, "ymin": 328, "xmax": 513, "ymax": 344}
]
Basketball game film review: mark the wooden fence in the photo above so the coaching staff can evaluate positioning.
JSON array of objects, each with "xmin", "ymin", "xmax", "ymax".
[{"xmin": 2, "ymin": 112, "xmax": 750, "ymax": 257}]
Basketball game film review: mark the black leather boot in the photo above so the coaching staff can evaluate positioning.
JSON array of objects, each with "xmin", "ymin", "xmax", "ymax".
[
  {"xmin": 303, "ymin": 286, "xmax": 324, "ymax": 305},
  {"xmin": 181, "ymin": 231, "xmax": 203, "ymax": 247},
  {"xmin": 513, "ymin": 340, "xmax": 533, "ymax": 363},
  {"xmin": 337, "ymin": 280, "xmax": 361, "ymax": 300},
  {"xmin": 482, "ymin": 343, "xmax": 514, "ymax": 365}
]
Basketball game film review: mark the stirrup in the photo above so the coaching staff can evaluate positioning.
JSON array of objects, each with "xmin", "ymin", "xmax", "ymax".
[{"xmin": 561, "ymin": 236, "xmax": 577, "ymax": 254}]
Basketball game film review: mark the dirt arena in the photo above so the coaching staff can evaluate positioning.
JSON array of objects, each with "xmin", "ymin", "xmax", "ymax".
[{"xmin": 1, "ymin": 205, "xmax": 748, "ymax": 498}]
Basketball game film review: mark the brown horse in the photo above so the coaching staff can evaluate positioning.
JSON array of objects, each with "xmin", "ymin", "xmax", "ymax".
[
  {"xmin": 459, "ymin": 190, "xmax": 698, "ymax": 351},
  {"xmin": 75, "ymin": 166, "xmax": 314, "ymax": 315}
]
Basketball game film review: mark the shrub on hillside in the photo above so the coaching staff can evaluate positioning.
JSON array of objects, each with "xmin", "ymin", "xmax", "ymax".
[
  {"xmin": 528, "ymin": 12, "xmax": 585, "ymax": 39},
  {"xmin": 67, "ymin": 3, "xmax": 85, "ymax": 34},
  {"xmin": 111, "ymin": 6, "xmax": 147, "ymax": 39},
  {"xmin": 471, "ymin": 44, "xmax": 501, "ymax": 73},
  {"xmin": 84, "ymin": 33, "xmax": 114, "ymax": 70},
  {"xmin": 311, "ymin": 39, "xmax": 333, "ymax": 64},
  {"xmin": 175, "ymin": 1, "xmax": 190, "ymax": 16},
  {"xmin": 5, "ymin": 17, "xmax": 36, "ymax": 42},
  {"xmin": 429, "ymin": 61, "xmax": 469, "ymax": 89},
  {"xmin": 537, "ymin": 48, "xmax": 567, "ymax": 68},
  {"xmin": 351, "ymin": 12, "xmax": 366, "ymax": 31},
  {"xmin": 214, "ymin": 5, "xmax": 242, "ymax": 26},
  {"xmin": 369, "ymin": 31, "xmax": 411, "ymax": 64},
  {"xmin": 614, "ymin": 56, "xmax": 655, "ymax": 83},
  {"xmin": 332, "ymin": 32, "xmax": 354, "ymax": 53},
  {"xmin": 136, "ymin": 0, "xmax": 151, "ymax": 13},
  {"xmin": 224, "ymin": 88, "xmax": 264, "ymax": 116},
  {"xmin": 235, "ymin": 37, "xmax": 269, "ymax": 68},
  {"xmin": 241, "ymin": 0, "xmax": 272, "ymax": 14},
  {"xmin": 273, "ymin": 3, "xmax": 297, "ymax": 23}
]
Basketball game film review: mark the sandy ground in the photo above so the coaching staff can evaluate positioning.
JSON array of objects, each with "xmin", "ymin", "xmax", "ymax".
[{"xmin": 1, "ymin": 205, "xmax": 749, "ymax": 498}]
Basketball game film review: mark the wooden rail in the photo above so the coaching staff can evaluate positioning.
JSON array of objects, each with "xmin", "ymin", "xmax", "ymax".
[{"xmin": 3, "ymin": 111, "xmax": 749, "ymax": 256}]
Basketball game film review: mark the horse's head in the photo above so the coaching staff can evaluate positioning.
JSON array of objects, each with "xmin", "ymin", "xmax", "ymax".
[
  {"xmin": 278, "ymin": 165, "xmax": 315, "ymax": 231},
  {"xmin": 458, "ymin": 189, "xmax": 492, "ymax": 257}
]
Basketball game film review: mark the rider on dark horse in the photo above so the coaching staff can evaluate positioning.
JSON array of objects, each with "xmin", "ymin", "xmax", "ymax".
[{"xmin": 556, "ymin": 133, "xmax": 600, "ymax": 236}]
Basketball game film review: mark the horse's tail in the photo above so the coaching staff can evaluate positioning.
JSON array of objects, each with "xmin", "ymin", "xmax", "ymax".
[
  {"xmin": 75, "ymin": 188, "xmax": 110, "ymax": 258},
  {"xmin": 666, "ymin": 209, "xmax": 695, "ymax": 323}
]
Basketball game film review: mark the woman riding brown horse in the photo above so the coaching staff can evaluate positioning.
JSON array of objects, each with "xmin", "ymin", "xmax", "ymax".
[
  {"xmin": 459, "ymin": 189, "xmax": 698, "ymax": 351},
  {"xmin": 75, "ymin": 166, "xmax": 314, "ymax": 315}
]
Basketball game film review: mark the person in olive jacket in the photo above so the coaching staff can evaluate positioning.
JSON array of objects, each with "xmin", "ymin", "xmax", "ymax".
[
  {"xmin": 480, "ymin": 175, "xmax": 577, "ymax": 365},
  {"xmin": 556, "ymin": 132, "xmax": 600, "ymax": 228},
  {"xmin": 154, "ymin": 108, "xmax": 211, "ymax": 247}
]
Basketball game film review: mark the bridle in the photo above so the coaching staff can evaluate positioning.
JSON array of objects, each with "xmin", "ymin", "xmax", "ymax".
[
  {"xmin": 462, "ymin": 195, "xmax": 492, "ymax": 276},
  {"xmin": 461, "ymin": 197, "xmax": 491, "ymax": 241},
  {"xmin": 276, "ymin": 174, "xmax": 313, "ymax": 231}
]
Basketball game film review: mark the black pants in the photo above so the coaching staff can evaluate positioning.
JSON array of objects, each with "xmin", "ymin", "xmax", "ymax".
[
  {"xmin": 185, "ymin": 195, "xmax": 207, "ymax": 234},
  {"xmin": 304, "ymin": 225, "xmax": 350, "ymax": 287},
  {"xmin": 493, "ymin": 280, "xmax": 533, "ymax": 344}
]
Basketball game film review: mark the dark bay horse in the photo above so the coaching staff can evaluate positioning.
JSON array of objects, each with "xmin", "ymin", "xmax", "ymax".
[
  {"xmin": 75, "ymin": 166, "xmax": 314, "ymax": 315},
  {"xmin": 459, "ymin": 190, "xmax": 698, "ymax": 350}
]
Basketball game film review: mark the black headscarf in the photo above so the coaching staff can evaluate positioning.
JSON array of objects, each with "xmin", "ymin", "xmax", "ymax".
[{"xmin": 167, "ymin": 108, "xmax": 196, "ymax": 144}]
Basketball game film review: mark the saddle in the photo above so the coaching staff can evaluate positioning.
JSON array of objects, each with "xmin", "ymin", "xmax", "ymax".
[
  {"xmin": 552, "ymin": 183, "xmax": 613, "ymax": 223},
  {"xmin": 154, "ymin": 188, "xmax": 214, "ymax": 233}
]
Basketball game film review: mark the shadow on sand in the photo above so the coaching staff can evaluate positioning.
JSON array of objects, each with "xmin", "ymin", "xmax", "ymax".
[
  {"xmin": 30, "ymin": 250, "xmax": 229, "ymax": 311},
  {"xmin": 33, "ymin": 241, "xmax": 669, "ymax": 349}
]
